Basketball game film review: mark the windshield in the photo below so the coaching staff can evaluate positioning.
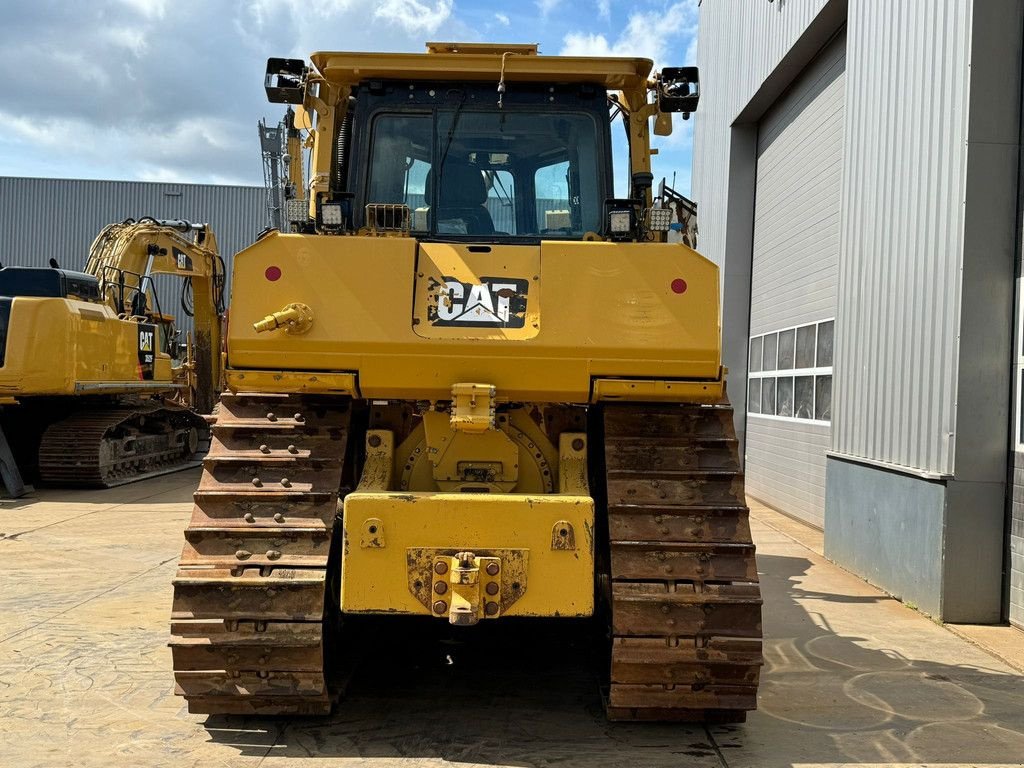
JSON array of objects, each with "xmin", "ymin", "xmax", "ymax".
[{"xmin": 365, "ymin": 109, "xmax": 603, "ymax": 239}]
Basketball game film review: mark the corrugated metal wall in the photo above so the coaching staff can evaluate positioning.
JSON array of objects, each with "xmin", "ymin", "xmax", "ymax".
[
  {"xmin": 692, "ymin": 0, "xmax": 832, "ymax": 270},
  {"xmin": 831, "ymin": 2, "xmax": 972, "ymax": 476},
  {"xmin": 1011, "ymin": 452, "xmax": 1024, "ymax": 628},
  {"xmin": 0, "ymin": 177, "xmax": 265, "ymax": 332},
  {"xmin": 745, "ymin": 32, "xmax": 846, "ymax": 528}
]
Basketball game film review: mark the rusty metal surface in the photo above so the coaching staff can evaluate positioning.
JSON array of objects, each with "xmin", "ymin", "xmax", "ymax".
[
  {"xmin": 170, "ymin": 392, "xmax": 350, "ymax": 715},
  {"xmin": 603, "ymin": 401, "xmax": 763, "ymax": 722},
  {"xmin": 38, "ymin": 404, "xmax": 208, "ymax": 487}
]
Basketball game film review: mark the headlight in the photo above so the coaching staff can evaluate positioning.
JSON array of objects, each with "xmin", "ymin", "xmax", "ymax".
[
  {"xmin": 647, "ymin": 207, "xmax": 673, "ymax": 232},
  {"xmin": 285, "ymin": 198, "xmax": 308, "ymax": 225},
  {"xmin": 320, "ymin": 203, "xmax": 344, "ymax": 227},
  {"xmin": 609, "ymin": 210, "xmax": 633, "ymax": 234}
]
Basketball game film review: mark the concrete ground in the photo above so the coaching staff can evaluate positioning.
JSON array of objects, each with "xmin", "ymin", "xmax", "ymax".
[{"xmin": 1, "ymin": 472, "xmax": 1023, "ymax": 768}]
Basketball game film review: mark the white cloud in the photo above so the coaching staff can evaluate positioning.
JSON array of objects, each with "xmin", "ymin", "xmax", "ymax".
[
  {"xmin": 597, "ymin": 0, "xmax": 610, "ymax": 20},
  {"xmin": 536, "ymin": 0, "xmax": 561, "ymax": 17},
  {"xmin": 373, "ymin": 0, "xmax": 454, "ymax": 35},
  {"xmin": 561, "ymin": 1, "xmax": 697, "ymax": 68},
  {"xmin": 0, "ymin": 0, "xmax": 478, "ymax": 184},
  {"xmin": 495, "ymin": 12, "xmax": 510, "ymax": 26},
  {"xmin": 117, "ymin": 0, "xmax": 167, "ymax": 19}
]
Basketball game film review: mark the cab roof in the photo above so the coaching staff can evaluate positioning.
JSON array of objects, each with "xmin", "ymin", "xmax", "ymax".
[{"xmin": 309, "ymin": 43, "xmax": 653, "ymax": 91}]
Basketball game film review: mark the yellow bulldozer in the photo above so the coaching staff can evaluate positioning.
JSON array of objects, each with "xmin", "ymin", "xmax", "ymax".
[
  {"xmin": 171, "ymin": 43, "xmax": 762, "ymax": 722},
  {"xmin": 0, "ymin": 219, "xmax": 225, "ymax": 492}
]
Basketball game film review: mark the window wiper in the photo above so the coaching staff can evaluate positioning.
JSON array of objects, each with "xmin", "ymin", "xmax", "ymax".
[{"xmin": 436, "ymin": 90, "xmax": 468, "ymax": 204}]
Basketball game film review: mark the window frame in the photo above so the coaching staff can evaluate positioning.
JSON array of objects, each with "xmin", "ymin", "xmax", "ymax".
[{"xmin": 748, "ymin": 318, "xmax": 835, "ymax": 426}]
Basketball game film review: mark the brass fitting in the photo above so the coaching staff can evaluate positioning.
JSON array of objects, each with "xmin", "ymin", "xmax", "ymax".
[{"xmin": 253, "ymin": 302, "xmax": 314, "ymax": 335}]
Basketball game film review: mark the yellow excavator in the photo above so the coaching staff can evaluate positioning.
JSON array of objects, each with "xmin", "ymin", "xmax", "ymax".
[
  {"xmin": 0, "ymin": 219, "xmax": 226, "ymax": 493},
  {"xmin": 171, "ymin": 43, "xmax": 762, "ymax": 722}
]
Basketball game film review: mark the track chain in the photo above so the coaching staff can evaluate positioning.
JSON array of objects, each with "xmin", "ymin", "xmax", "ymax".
[
  {"xmin": 170, "ymin": 392, "xmax": 350, "ymax": 715},
  {"xmin": 38, "ymin": 403, "xmax": 207, "ymax": 487},
  {"xmin": 603, "ymin": 401, "xmax": 763, "ymax": 722}
]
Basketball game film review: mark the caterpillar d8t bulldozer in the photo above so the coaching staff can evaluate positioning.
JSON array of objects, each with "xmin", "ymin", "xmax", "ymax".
[
  {"xmin": 0, "ymin": 219, "xmax": 225, "ymax": 491},
  {"xmin": 171, "ymin": 42, "xmax": 762, "ymax": 722}
]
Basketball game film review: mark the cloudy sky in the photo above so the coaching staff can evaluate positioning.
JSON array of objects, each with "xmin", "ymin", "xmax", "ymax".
[{"xmin": 0, "ymin": 0, "xmax": 698, "ymax": 192}]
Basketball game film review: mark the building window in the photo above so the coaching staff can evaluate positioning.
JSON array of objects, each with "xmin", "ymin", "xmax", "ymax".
[{"xmin": 749, "ymin": 319, "xmax": 834, "ymax": 425}]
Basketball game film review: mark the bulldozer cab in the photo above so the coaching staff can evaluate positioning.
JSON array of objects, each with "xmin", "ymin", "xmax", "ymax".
[
  {"xmin": 268, "ymin": 43, "xmax": 700, "ymax": 241},
  {"xmin": 352, "ymin": 83, "xmax": 609, "ymax": 239}
]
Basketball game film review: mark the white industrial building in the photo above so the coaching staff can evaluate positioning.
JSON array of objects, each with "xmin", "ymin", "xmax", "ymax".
[{"xmin": 693, "ymin": 0, "xmax": 1023, "ymax": 626}]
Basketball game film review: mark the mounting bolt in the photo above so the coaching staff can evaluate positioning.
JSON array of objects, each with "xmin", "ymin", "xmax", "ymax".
[
  {"xmin": 434, "ymin": 561, "xmax": 449, "ymax": 575},
  {"xmin": 571, "ymin": 437, "xmax": 585, "ymax": 451},
  {"xmin": 434, "ymin": 581, "xmax": 448, "ymax": 595},
  {"xmin": 433, "ymin": 600, "xmax": 447, "ymax": 614},
  {"xmin": 485, "ymin": 562, "xmax": 500, "ymax": 576},
  {"xmin": 485, "ymin": 602, "xmax": 499, "ymax": 616},
  {"xmin": 368, "ymin": 434, "xmax": 382, "ymax": 448},
  {"xmin": 485, "ymin": 582, "xmax": 499, "ymax": 596}
]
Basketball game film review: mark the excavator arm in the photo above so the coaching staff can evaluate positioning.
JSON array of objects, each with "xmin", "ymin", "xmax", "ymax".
[{"xmin": 84, "ymin": 219, "xmax": 226, "ymax": 413}]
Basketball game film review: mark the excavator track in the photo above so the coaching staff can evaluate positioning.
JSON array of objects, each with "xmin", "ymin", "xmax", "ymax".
[
  {"xmin": 38, "ymin": 403, "xmax": 208, "ymax": 487},
  {"xmin": 602, "ymin": 401, "xmax": 763, "ymax": 722},
  {"xmin": 170, "ymin": 392, "xmax": 350, "ymax": 715}
]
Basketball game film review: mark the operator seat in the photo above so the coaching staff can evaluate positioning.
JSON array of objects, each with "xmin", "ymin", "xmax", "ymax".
[{"xmin": 428, "ymin": 163, "xmax": 496, "ymax": 235}]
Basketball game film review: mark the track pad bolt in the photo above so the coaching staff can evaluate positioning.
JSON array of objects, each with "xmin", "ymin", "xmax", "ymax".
[
  {"xmin": 235, "ymin": 549, "xmax": 252, "ymax": 559},
  {"xmin": 243, "ymin": 513, "xmax": 255, "ymax": 523},
  {"xmin": 266, "ymin": 412, "xmax": 277, "ymax": 421},
  {"xmin": 266, "ymin": 550, "xmax": 282, "ymax": 560},
  {"xmin": 252, "ymin": 477, "xmax": 263, "ymax": 487},
  {"xmin": 280, "ymin": 477, "xmax": 291, "ymax": 487},
  {"xmin": 273, "ymin": 513, "xmax": 285, "ymax": 523},
  {"xmin": 485, "ymin": 562, "xmax": 500, "ymax": 576},
  {"xmin": 259, "ymin": 444, "xmax": 271, "ymax": 454},
  {"xmin": 287, "ymin": 444, "xmax": 298, "ymax": 454},
  {"xmin": 294, "ymin": 413, "xmax": 305, "ymax": 422}
]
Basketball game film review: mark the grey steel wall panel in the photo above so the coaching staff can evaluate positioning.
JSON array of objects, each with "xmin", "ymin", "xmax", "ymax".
[
  {"xmin": 825, "ymin": 456, "xmax": 946, "ymax": 617},
  {"xmin": 750, "ymin": 33, "xmax": 845, "ymax": 338},
  {"xmin": 0, "ymin": 177, "xmax": 264, "ymax": 333},
  {"xmin": 746, "ymin": 420, "xmax": 830, "ymax": 528},
  {"xmin": 744, "ymin": 33, "xmax": 844, "ymax": 527},
  {"xmin": 1012, "ymin": 452, "xmax": 1024, "ymax": 628},
  {"xmin": 831, "ymin": 2, "xmax": 972, "ymax": 476},
  {"xmin": 692, "ymin": 0, "xmax": 832, "ymax": 269}
]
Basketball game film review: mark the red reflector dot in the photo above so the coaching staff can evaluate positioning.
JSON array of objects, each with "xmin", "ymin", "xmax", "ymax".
[
  {"xmin": 671, "ymin": 278, "xmax": 687, "ymax": 294},
  {"xmin": 265, "ymin": 266, "xmax": 282, "ymax": 281}
]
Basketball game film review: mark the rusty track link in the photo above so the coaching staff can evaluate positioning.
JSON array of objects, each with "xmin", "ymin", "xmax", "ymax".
[
  {"xmin": 170, "ymin": 393, "xmax": 350, "ymax": 715},
  {"xmin": 603, "ymin": 401, "xmax": 763, "ymax": 722},
  {"xmin": 38, "ymin": 403, "xmax": 208, "ymax": 487}
]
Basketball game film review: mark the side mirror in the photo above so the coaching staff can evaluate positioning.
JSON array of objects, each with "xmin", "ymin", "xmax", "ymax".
[
  {"xmin": 265, "ymin": 58, "xmax": 306, "ymax": 104},
  {"xmin": 657, "ymin": 66, "xmax": 700, "ymax": 117}
]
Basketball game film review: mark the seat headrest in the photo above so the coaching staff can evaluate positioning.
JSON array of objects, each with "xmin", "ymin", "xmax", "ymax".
[{"xmin": 426, "ymin": 163, "xmax": 487, "ymax": 207}]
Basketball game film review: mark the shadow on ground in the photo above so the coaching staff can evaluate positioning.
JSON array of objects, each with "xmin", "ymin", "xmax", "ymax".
[{"xmin": 199, "ymin": 554, "xmax": 1024, "ymax": 767}]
